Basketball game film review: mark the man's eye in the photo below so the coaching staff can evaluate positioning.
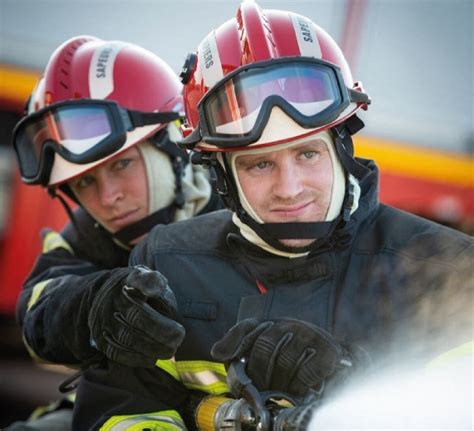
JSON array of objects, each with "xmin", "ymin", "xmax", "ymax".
[
  {"xmin": 255, "ymin": 161, "xmax": 270, "ymax": 170},
  {"xmin": 302, "ymin": 151, "xmax": 317, "ymax": 159}
]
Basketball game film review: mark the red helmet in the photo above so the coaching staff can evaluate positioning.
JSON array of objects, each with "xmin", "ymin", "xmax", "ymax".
[
  {"xmin": 18, "ymin": 35, "xmax": 183, "ymax": 186},
  {"xmin": 181, "ymin": 1, "xmax": 369, "ymax": 153},
  {"xmin": 178, "ymin": 2, "xmax": 371, "ymax": 254}
]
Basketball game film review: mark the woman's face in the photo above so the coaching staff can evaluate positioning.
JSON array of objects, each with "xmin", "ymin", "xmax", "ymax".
[{"xmin": 69, "ymin": 146, "xmax": 149, "ymax": 233}]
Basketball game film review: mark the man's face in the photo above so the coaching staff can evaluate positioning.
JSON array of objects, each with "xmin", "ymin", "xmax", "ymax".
[
  {"xmin": 69, "ymin": 146, "xmax": 149, "ymax": 238},
  {"xmin": 234, "ymin": 139, "xmax": 334, "ymax": 248}
]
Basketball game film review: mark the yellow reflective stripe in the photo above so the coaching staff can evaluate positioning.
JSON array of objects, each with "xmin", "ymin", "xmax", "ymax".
[
  {"xmin": 25, "ymin": 279, "xmax": 56, "ymax": 363},
  {"xmin": 22, "ymin": 334, "xmax": 49, "ymax": 363},
  {"xmin": 100, "ymin": 410, "xmax": 184, "ymax": 431},
  {"xmin": 427, "ymin": 341, "xmax": 474, "ymax": 369},
  {"xmin": 29, "ymin": 393, "xmax": 75, "ymax": 419},
  {"xmin": 185, "ymin": 379, "xmax": 229, "ymax": 395},
  {"xmin": 27, "ymin": 279, "xmax": 52, "ymax": 311},
  {"xmin": 42, "ymin": 231, "xmax": 74, "ymax": 254},
  {"xmin": 156, "ymin": 358, "xmax": 180, "ymax": 381},
  {"xmin": 66, "ymin": 392, "xmax": 76, "ymax": 403},
  {"xmin": 176, "ymin": 361, "xmax": 229, "ymax": 395}
]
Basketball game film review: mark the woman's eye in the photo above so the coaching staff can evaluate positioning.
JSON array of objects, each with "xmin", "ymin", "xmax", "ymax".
[
  {"xmin": 75, "ymin": 176, "xmax": 94, "ymax": 189},
  {"xmin": 114, "ymin": 159, "xmax": 132, "ymax": 170}
]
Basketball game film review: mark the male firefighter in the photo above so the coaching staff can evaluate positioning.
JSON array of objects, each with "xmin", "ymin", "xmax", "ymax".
[{"xmin": 73, "ymin": 2, "xmax": 473, "ymax": 430}]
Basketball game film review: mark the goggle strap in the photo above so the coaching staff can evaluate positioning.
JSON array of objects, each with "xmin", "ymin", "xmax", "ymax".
[
  {"xmin": 128, "ymin": 110, "xmax": 181, "ymax": 128},
  {"xmin": 344, "ymin": 114, "xmax": 365, "ymax": 136},
  {"xmin": 333, "ymin": 122, "xmax": 369, "ymax": 180},
  {"xmin": 349, "ymin": 88, "xmax": 371, "ymax": 105},
  {"xmin": 150, "ymin": 130, "xmax": 189, "ymax": 161},
  {"xmin": 23, "ymin": 96, "xmax": 31, "ymax": 116},
  {"xmin": 177, "ymin": 126, "xmax": 202, "ymax": 149}
]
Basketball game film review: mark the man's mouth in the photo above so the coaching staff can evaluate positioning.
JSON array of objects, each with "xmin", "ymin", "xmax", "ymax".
[{"xmin": 270, "ymin": 201, "xmax": 314, "ymax": 218}]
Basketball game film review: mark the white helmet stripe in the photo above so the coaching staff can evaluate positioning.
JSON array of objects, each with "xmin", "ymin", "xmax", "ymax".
[
  {"xmin": 89, "ymin": 42, "xmax": 127, "ymax": 99},
  {"xmin": 198, "ymin": 31, "xmax": 224, "ymax": 88},
  {"xmin": 291, "ymin": 13, "xmax": 322, "ymax": 58}
]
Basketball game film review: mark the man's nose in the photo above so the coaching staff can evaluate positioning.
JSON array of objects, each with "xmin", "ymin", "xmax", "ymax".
[{"xmin": 272, "ymin": 161, "xmax": 304, "ymax": 199}]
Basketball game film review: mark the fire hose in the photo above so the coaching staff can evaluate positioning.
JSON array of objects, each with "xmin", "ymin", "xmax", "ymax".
[{"xmin": 194, "ymin": 359, "xmax": 322, "ymax": 431}]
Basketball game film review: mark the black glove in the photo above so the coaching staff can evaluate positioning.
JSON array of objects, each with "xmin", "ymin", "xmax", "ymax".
[
  {"xmin": 88, "ymin": 265, "xmax": 185, "ymax": 368},
  {"xmin": 211, "ymin": 318, "xmax": 352, "ymax": 397}
]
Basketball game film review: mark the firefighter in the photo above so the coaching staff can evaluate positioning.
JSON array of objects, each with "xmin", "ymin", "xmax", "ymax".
[
  {"xmin": 8, "ymin": 36, "xmax": 222, "ymax": 430},
  {"xmin": 73, "ymin": 2, "xmax": 472, "ymax": 430}
]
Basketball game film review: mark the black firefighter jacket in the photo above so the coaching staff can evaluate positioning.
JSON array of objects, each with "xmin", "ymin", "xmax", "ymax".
[{"xmin": 74, "ymin": 160, "xmax": 473, "ymax": 429}]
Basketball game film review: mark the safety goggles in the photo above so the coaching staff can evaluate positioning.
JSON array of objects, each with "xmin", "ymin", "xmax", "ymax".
[
  {"xmin": 13, "ymin": 99, "xmax": 181, "ymax": 185},
  {"xmin": 185, "ymin": 56, "xmax": 370, "ymax": 149}
]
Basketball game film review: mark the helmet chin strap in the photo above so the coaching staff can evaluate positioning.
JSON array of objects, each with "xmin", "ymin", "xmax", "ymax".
[
  {"xmin": 111, "ymin": 205, "xmax": 179, "ymax": 245},
  {"xmin": 231, "ymin": 173, "xmax": 355, "ymax": 255}
]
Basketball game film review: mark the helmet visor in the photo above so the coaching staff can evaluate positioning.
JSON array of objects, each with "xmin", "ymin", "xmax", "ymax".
[
  {"xmin": 13, "ymin": 99, "xmax": 180, "ymax": 185},
  {"xmin": 197, "ymin": 57, "xmax": 370, "ymax": 148}
]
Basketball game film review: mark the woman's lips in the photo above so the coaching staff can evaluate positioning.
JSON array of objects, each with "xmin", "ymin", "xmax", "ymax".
[{"xmin": 109, "ymin": 208, "xmax": 141, "ymax": 228}]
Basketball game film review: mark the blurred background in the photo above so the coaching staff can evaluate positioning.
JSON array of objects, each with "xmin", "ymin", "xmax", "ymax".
[{"xmin": 0, "ymin": 0, "xmax": 472, "ymax": 426}]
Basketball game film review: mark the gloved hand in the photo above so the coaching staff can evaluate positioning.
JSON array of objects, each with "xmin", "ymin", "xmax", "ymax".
[
  {"xmin": 88, "ymin": 265, "xmax": 185, "ymax": 368},
  {"xmin": 211, "ymin": 318, "xmax": 353, "ymax": 397}
]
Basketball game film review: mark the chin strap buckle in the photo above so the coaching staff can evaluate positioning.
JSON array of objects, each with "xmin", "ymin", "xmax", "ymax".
[{"xmin": 343, "ymin": 182, "xmax": 355, "ymax": 222}]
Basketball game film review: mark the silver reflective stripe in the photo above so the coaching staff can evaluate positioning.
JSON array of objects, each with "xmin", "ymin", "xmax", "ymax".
[
  {"xmin": 176, "ymin": 361, "xmax": 229, "ymax": 394},
  {"xmin": 198, "ymin": 30, "xmax": 224, "ymax": 89},
  {"xmin": 291, "ymin": 13, "xmax": 321, "ymax": 58},
  {"xmin": 180, "ymin": 369, "xmax": 226, "ymax": 387},
  {"xmin": 89, "ymin": 42, "xmax": 126, "ymax": 100}
]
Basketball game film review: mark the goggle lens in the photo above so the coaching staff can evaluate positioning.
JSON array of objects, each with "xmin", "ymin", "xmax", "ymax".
[
  {"xmin": 13, "ymin": 98, "xmax": 181, "ymax": 184},
  {"xmin": 16, "ymin": 105, "xmax": 113, "ymax": 179},
  {"xmin": 203, "ymin": 62, "xmax": 341, "ymax": 136},
  {"xmin": 28, "ymin": 106, "xmax": 113, "ymax": 155},
  {"xmin": 52, "ymin": 106, "xmax": 112, "ymax": 154}
]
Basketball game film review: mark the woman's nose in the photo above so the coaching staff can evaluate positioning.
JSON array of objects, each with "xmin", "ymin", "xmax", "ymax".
[{"xmin": 97, "ymin": 176, "xmax": 124, "ymax": 206}]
